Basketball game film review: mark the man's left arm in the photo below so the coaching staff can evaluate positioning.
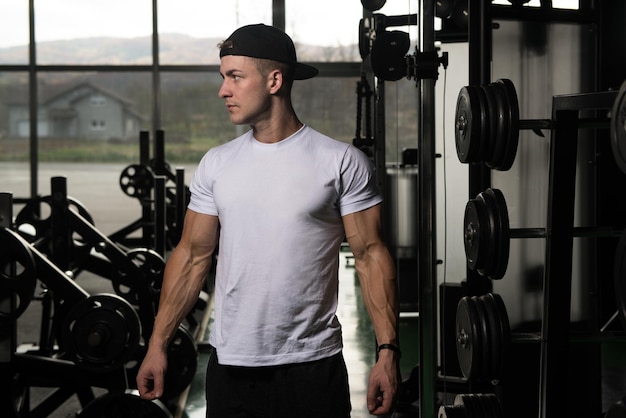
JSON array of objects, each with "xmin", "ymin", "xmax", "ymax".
[{"xmin": 343, "ymin": 203, "xmax": 400, "ymax": 416}]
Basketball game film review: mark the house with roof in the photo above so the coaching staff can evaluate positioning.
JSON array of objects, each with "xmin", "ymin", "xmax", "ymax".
[{"xmin": 7, "ymin": 81, "xmax": 145, "ymax": 140}]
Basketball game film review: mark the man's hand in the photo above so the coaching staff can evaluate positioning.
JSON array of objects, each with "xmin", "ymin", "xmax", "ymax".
[
  {"xmin": 136, "ymin": 347, "xmax": 168, "ymax": 400},
  {"xmin": 366, "ymin": 350, "xmax": 400, "ymax": 415}
]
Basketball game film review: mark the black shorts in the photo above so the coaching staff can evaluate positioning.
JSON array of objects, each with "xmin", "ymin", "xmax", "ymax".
[{"xmin": 205, "ymin": 346, "xmax": 352, "ymax": 418}]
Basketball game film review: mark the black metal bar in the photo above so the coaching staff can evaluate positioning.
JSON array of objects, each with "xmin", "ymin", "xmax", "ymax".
[
  {"xmin": 175, "ymin": 168, "xmax": 187, "ymax": 245},
  {"xmin": 50, "ymin": 177, "xmax": 72, "ymax": 271},
  {"xmin": 509, "ymin": 226, "xmax": 624, "ymax": 239},
  {"xmin": 417, "ymin": 1, "xmax": 438, "ymax": 417},
  {"xmin": 139, "ymin": 130, "xmax": 150, "ymax": 166},
  {"xmin": 154, "ymin": 129, "xmax": 166, "ymax": 173},
  {"xmin": 28, "ymin": 0, "xmax": 38, "ymax": 200},
  {"xmin": 154, "ymin": 175, "xmax": 167, "ymax": 258},
  {"xmin": 0, "ymin": 194, "xmax": 15, "ymax": 418}
]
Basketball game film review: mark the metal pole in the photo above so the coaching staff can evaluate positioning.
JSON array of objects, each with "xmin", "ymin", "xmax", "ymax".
[
  {"xmin": 29, "ymin": 0, "xmax": 38, "ymax": 199},
  {"xmin": 418, "ymin": 1, "xmax": 438, "ymax": 417}
]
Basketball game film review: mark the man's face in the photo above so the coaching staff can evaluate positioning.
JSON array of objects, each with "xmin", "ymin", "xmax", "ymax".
[{"xmin": 218, "ymin": 55, "xmax": 272, "ymax": 126}]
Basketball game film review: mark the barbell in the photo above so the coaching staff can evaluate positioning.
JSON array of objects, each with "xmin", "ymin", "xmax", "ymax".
[
  {"xmin": 456, "ymin": 292, "xmax": 626, "ymax": 383},
  {"xmin": 463, "ymin": 187, "xmax": 624, "ymax": 280},
  {"xmin": 455, "ymin": 78, "xmax": 614, "ymax": 171}
]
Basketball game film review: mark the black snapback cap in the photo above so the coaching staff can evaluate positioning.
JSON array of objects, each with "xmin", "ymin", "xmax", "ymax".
[{"xmin": 219, "ymin": 24, "xmax": 319, "ymax": 80}]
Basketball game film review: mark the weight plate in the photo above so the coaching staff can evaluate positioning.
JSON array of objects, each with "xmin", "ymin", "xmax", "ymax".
[
  {"xmin": 119, "ymin": 164, "xmax": 154, "ymax": 199},
  {"xmin": 480, "ymin": 85, "xmax": 499, "ymax": 165},
  {"xmin": 62, "ymin": 293, "xmax": 142, "ymax": 373},
  {"xmin": 454, "ymin": 394, "xmax": 478, "ymax": 418},
  {"xmin": 78, "ymin": 390, "xmax": 172, "ymax": 418},
  {"xmin": 475, "ymin": 85, "xmax": 491, "ymax": 164},
  {"xmin": 0, "ymin": 228, "xmax": 37, "ymax": 319},
  {"xmin": 463, "ymin": 394, "xmax": 490, "ymax": 418},
  {"xmin": 455, "ymin": 86, "xmax": 483, "ymax": 164},
  {"xmin": 480, "ymin": 294, "xmax": 503, "ymax": 385},
  {"xmin": 485, "ymin": 81, "xmax": 509, "ymax": 170},
  {"xmin": 471, "ymin": 296, "xmax": 491, "ymax": 382},
  {"xmin": 481, "ymin": 188, "xmax": 510, "ymax": 280},
  {"xmin": 611, "ymin": 80, "xmax": 626, "ymax": 175},
  {"xmin": 483, "ymin": 393, "xmax": 504, "ymax": 418},
  {"xmin": 487, "ymin": 293, "xmax": 511, "ymax": 377},
  {"xmin": 13, "ymin": 195, "xmax": 95, "ymax": 270},
  {"xmin": 162, "ymin": 325, "xmax": 198, "ymax": 400},
  {"xmin": 475, "ymin": 192, "xmax": 499, "ymax": 278},
  {"xmin": 463, "ymin": 199, "xmax": 489, "ymax": 270},
  {"xmin": 494, "ymin": 79, "xmax": 520, "ymax": 171},
  {"xmin": 614, "ymin": 228, "xmax": 626, "ymax": 331},
  {"xmin": 438, "ymin": 404, "xmax": 469, "ymax": 418},
  {"xmin": 456, "ymin": 297, "xmax": 481, "ymax": 380},
  {"xmin": 113, "ymin": 248, "xmax": 165, "ymax": 306}
]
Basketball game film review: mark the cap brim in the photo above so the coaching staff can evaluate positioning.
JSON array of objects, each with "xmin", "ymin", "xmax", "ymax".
[{"xmin": 294, "ymin": 63, "xmax": 319, "ymax": 80}]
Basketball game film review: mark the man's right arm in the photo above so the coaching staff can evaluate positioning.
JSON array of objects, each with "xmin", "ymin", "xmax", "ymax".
[{"xmin": 137, "ymin": 208, "xmax": 219, "ymax": 399}]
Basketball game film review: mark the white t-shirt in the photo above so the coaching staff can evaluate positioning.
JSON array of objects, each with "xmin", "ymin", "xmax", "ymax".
[{"xmin": 188, "ymin": 125, "xmax": 382, "ymax": 366}]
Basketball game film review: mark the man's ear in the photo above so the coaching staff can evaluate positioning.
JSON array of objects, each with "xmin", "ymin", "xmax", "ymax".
[{"xmin": 268, "ymin": 69, "xmax": 283, "ymax": 94}]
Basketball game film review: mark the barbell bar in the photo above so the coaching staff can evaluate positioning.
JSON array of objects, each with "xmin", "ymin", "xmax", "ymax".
[
  {"xmin": 455, "ymin": 78, "xmax": 613, "ymax": 171},
  {"xmin": 463, "ymin": 187, "xmax": 624, "ymax": 280}
]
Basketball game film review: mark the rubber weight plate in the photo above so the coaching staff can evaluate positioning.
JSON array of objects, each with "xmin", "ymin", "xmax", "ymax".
[
  {"xmin": 456, "ymin": 296, "xmax": 482, "ymax": 379},
  {"xmin": 493, "ymin": 79, "xmax": 520, "ymax": 171},
  {"xmin": 455, "ymin": 86, "xmax": 483, "ymax": 163},
  {"xmin": 480, "ymin": 293, "xmax": 503, "ymax": 384},
  {"xmin": 464, "ymin": 198, "xmax": 490, "ymax": 270},
  {"xmin": 480, "ymin": 84, "xmax": 500, "ymax": 164},
  {"xmin": 62, "ymin": 293, "xmax": 142, "ymax": 373},
  {"xmin": 487, "ymin": 293, "xmax": 511, "ymax": 376},
  {"xmin": 611, "ymin": 80, "xmax": 626, "ymax": 175},
  {"xmin": 475, "ymin": 191, "xmax": 499, "ymax": 278},
  {"xmin": 78, "ymin": 390, "xmax": 172, "ymax": 418},
  {"xmin": 471, "ymin": 296, "xmax": 491, "ymax": 382},
  {"xmin": 162, "ymin": 325, "xmax": 198, "ymax": 400},
  {"xmin": 480, "ymin": 188, "xmax": 510, "ymax": 280}
]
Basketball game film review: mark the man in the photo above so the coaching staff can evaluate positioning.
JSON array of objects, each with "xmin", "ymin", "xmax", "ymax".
[{"xmin": 136, "ymin": 23, "xmax": 399, "ymax": 417}]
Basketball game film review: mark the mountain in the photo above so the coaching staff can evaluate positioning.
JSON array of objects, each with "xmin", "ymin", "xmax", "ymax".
[{"xmin": 0, "ymin": 33, "xmax": 359, "ymax": 65}]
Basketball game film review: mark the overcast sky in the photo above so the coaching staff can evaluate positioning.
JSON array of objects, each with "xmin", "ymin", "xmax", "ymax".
[
  {"xmin": 0, "ymin": 0, "xmax": 578, "ymax": 49},
  {"xmin": 0, "ymin": 0, "xmax": 422, "ymax": 49}
]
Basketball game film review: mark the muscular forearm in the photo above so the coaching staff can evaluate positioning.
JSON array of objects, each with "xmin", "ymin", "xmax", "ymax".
[
  {"xmin": 149, "ymin": 245, "xmax": 213, "ymax": 350},
  {"xmin": 354, "ymin": 243, "xmax": 399, "ymax": 347}
]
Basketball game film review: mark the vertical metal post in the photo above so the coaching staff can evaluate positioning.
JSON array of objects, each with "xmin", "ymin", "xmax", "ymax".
[
  {"xmin": 152, "ymin": 0, "xmax": 161, "ymax": 136},
  {"xmin": 417, "ymin": 1, "xmax": 438, "ymax": 417},
  {"xmin": 467, "ymin": 0, "xmax": 493, "ymax": 296},
  {"xmin": 28, "ymin": 0, "xmax": 38, "ymax": 199},
  {"xmin": 154, "ymin": 175, "xmax": 167, "ymax": 258},
  {"xmin": 0, "ymin": 193, "xmax": 15, "ymax": 417}
]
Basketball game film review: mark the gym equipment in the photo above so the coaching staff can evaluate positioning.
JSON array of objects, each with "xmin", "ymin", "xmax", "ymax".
[
  {"xmin": 455, "ymin": 78, "xmax": 613, "ymax": 171},
  {"xmin": 61, "ymin": 293, "xmax": 142, "ymax": 373},
  {"xmin": 610, "ymin": 79, "xmax": 626, "ymax": 174},
  {"xmin": 455, "ymin": 293, "xmax": 510, "ymax": 383},
  {"xmin": 463, "ymin": 187, "xmax": 623, "ymax": 280},
  {"xmin": 358, "ymin": 13, "xmax": 447, "ymax": 82},
  {"xmin": 455, "ymin": 292, "xmax": 626, "ymax": 383},
  {"xmin": 438, "ymin": 393, "xmax": 503, "ymax": 418},
  {"xmin": 0, "ymin": 227, "xmax": 37, "ymax": 319},
  {"xmin": 111, "ymin": 130, "xmax": 190, "ymax": 253},
  {"xmin": 162, "ymin": 325, "xmax": 198, "ymax": 400},
  {"xmin": 78, "ymin": 390, "xmax": 172, "ymax": 418}
]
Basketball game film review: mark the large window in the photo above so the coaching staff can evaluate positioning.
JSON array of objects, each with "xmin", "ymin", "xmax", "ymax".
[{"xmin": 0, "ymin": 1, "xmax": 421, "ymax": 210}]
